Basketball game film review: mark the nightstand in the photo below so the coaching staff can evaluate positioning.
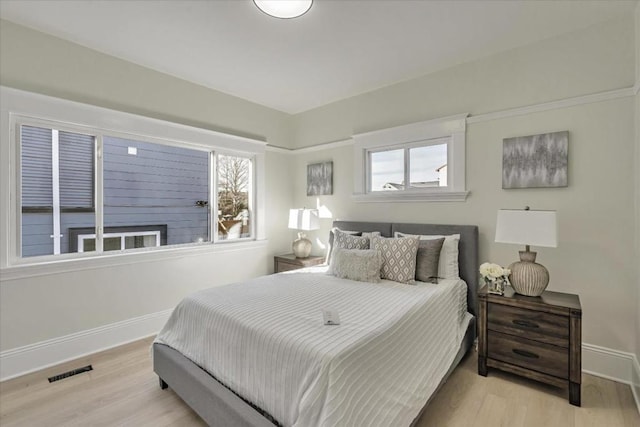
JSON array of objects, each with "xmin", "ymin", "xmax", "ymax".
[
  {"xmin": 274, "ymin": 254, "xmax": 325, "ymax": 273},
  {"xmin": 478, "ymin": 286, "xmax": 582, "ymax": 406}
]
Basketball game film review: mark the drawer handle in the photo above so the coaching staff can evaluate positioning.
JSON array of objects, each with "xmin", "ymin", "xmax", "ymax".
[
  {"xmin": 512, "ymin": 319, "xmax": 539, "ymax": 329},
  {"xmin": 512, "ymin": 348, "xmax": 539, "ymax": 359}
]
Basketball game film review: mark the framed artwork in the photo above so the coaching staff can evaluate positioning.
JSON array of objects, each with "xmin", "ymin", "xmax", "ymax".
[
  {"xmin": 502, "ymin": 131, "xmax": 568, "ymax": 189},
  {"xmin": 307, "ymin": 161, "xmax": 333, "ymax": 196}
]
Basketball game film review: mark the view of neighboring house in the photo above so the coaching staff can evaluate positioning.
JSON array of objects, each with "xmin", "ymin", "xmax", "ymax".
[
  {"xmin": 21, "ymin": 125, "xmax": 249, "ymax": 257},
  {"xmin": 381, "ymin": 164, "xmax": 447, "ymax": 190}
]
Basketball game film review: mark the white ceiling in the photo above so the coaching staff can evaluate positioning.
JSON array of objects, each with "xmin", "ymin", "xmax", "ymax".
[{"xmin": 0, "ymin": 0, "xmax": 637, "ymax": 114}]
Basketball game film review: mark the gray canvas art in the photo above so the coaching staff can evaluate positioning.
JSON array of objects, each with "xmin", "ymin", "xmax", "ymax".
[
  {"xmin": 307, "ymin": 161, "xmax": 333, "ymax": 196},
  {"xmin": 502, "ymin": 131, "xmax": 568, "ymax": 189}
]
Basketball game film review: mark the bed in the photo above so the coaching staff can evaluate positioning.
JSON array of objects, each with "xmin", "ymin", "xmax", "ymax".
[{"xmin": 153, "ymin": 221, "xmax": 479, "ymax": 426}]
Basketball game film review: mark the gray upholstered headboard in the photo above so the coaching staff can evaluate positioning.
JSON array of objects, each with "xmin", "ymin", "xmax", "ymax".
[{"xmin": 331, "ymin": 221, "xmax": 479, "ymax": 318}]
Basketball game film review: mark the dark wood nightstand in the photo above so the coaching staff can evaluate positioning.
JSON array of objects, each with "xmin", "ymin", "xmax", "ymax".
[
  {"xmin": 274, "ymin": 254, "xmax": 325, "ymax": 273},
  {"xmin": 478, "ymin": 286, "xmax": 582, "ymax": 406}
]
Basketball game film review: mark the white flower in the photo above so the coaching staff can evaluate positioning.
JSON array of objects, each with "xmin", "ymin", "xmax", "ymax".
[
  {"xmin": 480, "ymin": 262, "xmax": 509, "ymax": 279},
  {"xmin": 479, "ymin": 262, "xmax": 492, "ymax": 277}
]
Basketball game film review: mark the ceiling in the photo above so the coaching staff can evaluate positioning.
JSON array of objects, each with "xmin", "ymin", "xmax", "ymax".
[{"xmin": 0, "ymin": 0, "xmax": 637, "ymax": 114}]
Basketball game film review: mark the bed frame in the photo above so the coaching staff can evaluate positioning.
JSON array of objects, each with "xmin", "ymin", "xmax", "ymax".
[{"xmin": 153, "ymin": 221, "xmax": 479, "ymax": 427}]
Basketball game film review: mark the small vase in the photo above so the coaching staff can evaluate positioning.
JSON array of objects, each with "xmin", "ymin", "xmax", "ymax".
[{"xmin": 486, "ymin": 277, "xmax": 505, "ymax": 295}]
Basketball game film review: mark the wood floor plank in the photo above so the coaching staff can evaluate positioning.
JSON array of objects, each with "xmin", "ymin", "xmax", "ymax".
[{"xmin": 0, "ymin": 338, "xmax": 638, "ymax": 426}]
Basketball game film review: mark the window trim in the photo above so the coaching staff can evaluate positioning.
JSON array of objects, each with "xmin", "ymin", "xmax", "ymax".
[
  {"xmin": 1, "ymin": 86, "xmax": 266, "ymax": 270},
  {"xmin": 352, "ymin": 113, "xmax": 469, "ymax": 202}
]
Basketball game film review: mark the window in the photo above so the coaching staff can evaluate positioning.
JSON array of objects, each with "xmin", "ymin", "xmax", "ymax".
[
  {"xmin": 18, "ymin": 123, "xmax": 256, "ymax": 258},
  {"xmin": 353, "ymin": 114, "xmax": 468, "ymax": 202},
  {"xmin": 102, "ymin": 135, "xmax": 212, "ymax": 247},
  {"xmin": 20, "ymin": 125, "xmax": 96, "ymax": 257},
  {"xmin": 368, "ymin": 140, "xmax": 448, "ymax": 192},
  {"xmin": 68, "ymin": 225, "xmax": 167, "ymax": 252},
  {"xmin": 3, "ymin": 86, "xmax": 265, "ymax": 268},
  {"xmin": 217, "ymin": 154, "xmax": 252, "ymax": 241}
]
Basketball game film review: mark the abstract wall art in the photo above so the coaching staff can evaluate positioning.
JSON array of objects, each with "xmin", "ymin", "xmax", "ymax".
[
  {"xmin": 502, "ymin": 131, "xmax": 568, "ymax": 189},
  {"xmin": 307, "ymin": 161, "xmax": 333, "ymax": 196}
]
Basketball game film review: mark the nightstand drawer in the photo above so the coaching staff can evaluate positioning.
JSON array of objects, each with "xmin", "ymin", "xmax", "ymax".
[
  {"xmin": 488, "ymin": 303, "xmax": 569, "ymax": 348},
  {"xmin": 488, "ymin": 331, "xmax": 568, "ymax": 379},
  {"xmin": 276, "ymin": 261, "xmax": 302, "ymax": 272}
]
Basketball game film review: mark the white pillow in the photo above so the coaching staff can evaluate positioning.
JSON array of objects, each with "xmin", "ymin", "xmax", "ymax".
[
  {"xmin": 331, "ymin": 249, "xmax": 382, "ymax": 283},
  {"xmin": 328, "ymin": 229, "xmax": 371, "ymax": 273},
  {"xmin": 394, "ymin": 232, "xmax": 460, "ymax": 279}
]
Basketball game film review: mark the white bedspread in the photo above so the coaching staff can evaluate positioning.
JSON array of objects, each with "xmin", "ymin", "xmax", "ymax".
[{"xmin": 155, "ymin": 266, "xmax": 471, "ymax": 427}]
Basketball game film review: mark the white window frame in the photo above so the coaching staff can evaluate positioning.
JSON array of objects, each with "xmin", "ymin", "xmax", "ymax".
[
  {"xmin": 78, "ymin": 230, "xmax": 161, "ymax": 253},
  {"xmin": 352, "ymin": 113, "xmax": 469, "ymax": 202},
  {"xmin": 0, "ymin": 86, "xmax": 267, "ymax": 274}
]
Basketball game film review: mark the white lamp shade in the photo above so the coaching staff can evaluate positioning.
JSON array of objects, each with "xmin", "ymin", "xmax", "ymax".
[
  {"xmin": 288, "ymin": 209, "xmax": 319, "ymax": 231},
  {"xmin": 495, "ymin": 209, "xmax": 557, "ymax": 248},
  {"xmin": 254, "ymin": 0, "xmax": 312, "ymax": 19}
]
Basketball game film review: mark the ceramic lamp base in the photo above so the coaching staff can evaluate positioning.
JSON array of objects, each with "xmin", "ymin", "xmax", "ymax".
[
  {"xmin": 292, "ymin": 232, "xmax": 312, "ymax": 258},
  {"xmin": 508, "ymin": 250, "xmax": 549, "ymax": 297}
]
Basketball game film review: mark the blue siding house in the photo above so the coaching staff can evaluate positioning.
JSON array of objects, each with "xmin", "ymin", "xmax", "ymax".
[{"xmin": 21, "ymin": 126, "xmax": 210, "ymax": 257}]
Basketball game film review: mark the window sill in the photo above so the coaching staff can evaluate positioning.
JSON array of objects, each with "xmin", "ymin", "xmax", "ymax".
[
  {"xmin": 352, "ymin": 191, "xmax": 469, "ymax": 203},
  {"xmin": 0, "ymin": 239, "xmax": 268, "ymax": 281}
]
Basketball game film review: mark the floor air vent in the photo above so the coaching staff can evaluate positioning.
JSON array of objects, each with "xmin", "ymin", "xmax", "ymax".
[{"xmin": 48, "ymin": 365, "xmax": 93, "ymax": 383}]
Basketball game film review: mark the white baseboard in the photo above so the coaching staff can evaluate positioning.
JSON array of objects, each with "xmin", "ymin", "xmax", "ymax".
[
  {"xmin": 582, "ymin": 343, "xmax": 640, "ymax": 413},
  {"xmin": 0, "ymin": 308, "xmax": 173, "ymax": 382},
  {"xmin": 582, "ymin": 343, "xmax": 636, "ymax": 383}
]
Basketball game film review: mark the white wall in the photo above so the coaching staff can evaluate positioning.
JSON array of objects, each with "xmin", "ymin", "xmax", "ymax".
[
  {"xmin": 0, "ymin": 21, "xmax": 293, "ymax": 353},
  {"xmin": 290, "ymin": 17, "xmax": 638, "ymax": 355}
]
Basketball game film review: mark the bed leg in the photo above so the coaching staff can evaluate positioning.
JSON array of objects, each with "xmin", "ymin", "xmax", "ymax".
[{"xmin": 159, "ymin": 377, "xmax": 168, "ymax": 390}]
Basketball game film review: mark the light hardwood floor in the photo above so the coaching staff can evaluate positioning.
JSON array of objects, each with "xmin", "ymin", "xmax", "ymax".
[{"xmin": 1, "ymin": 337, "xmax": 638, "ymax": 426}]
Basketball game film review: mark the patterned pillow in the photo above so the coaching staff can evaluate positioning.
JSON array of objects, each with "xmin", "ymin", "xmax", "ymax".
[
  {"xmin": 371, "ymin": 236, "xmax": 420, "ymax": 284},
  {"xmin": 328, "ymin": 230, "xmax": 370, "ymax": 273},
  {"xmin": 415, "ymin": 238, "xmax": 444, "ymax": 283},
  {"xmin": 331, "ymin": 249, "xmax": 382, "ymax": 283},
  {"xmin": 326, "ymin": 228, "xmax": 380, "ymax": 264}
]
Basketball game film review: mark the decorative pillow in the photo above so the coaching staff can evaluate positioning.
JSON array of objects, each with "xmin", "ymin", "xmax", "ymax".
[
  {"xmin": 394, "ymin": 232, "xmax": 460, "ymax": 279},
  {"xmin": 328, "ymin": 229, "xmax": 371, "ymax": 273},
  {"xmin": 415, "ymin": 238, "xmax": 445, "ymax": 283},
  {"xmin": 362, "ymin": 231, "xmax": 382, "ymax": 239},
  {"xmin": 326, "ymin": 228, "xmax": 381, "ymax": 264},
  {"xmin": 331, "ymin": 249, "xmax": 382, "ymax": 283},
  {"xmin": 370, "ymin": 236, "xmax": 420, "ymax": 284}
]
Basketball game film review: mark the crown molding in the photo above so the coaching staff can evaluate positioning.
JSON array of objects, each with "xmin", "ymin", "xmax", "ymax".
[
  {"xmin": 276, "ymin": 85, "xmax": 636, "ymax": 154},
  {"xmin": 467, "ymin": 86, "xmax": 634, "ymax": 124}
]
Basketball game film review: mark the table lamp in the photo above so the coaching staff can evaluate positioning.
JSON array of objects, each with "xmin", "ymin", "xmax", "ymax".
[
  {"xmin": 495, "ymin": 207, "xmax": 557, "ymax": 296},
  {"xmin": 288, "ymin": 208, "xmax": 319, "ymax": 258}
]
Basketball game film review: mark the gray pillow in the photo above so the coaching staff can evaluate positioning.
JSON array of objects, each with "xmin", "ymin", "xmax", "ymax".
[
  {"xmin": 328, "ymin": 230, "xmax": 371, "ymax": 273},
  {"xmin": 331, "ymin": 249, "xmax": 382, "ymax": 283},
  {"xmin": 370, "ymin": 236, "xmax": 420, "ymax": 284},
  {"xmin": 415, "ymin": 238, "xmax": 444, "ymax": 283},
  {"xmin": 326, "ymin": 228, "xmax": 362, "ymax": 264}
]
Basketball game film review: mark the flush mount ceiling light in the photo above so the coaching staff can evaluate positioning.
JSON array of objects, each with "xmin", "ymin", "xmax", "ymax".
[{"xmin": 253, "ymin": 0, "xmax": 313, "ymax": 19}]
